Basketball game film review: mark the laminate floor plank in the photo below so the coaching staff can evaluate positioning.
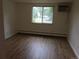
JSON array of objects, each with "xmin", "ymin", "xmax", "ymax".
[{"xmin": 6, "ymin": 34, "xmax": 77, "ymax": 59}]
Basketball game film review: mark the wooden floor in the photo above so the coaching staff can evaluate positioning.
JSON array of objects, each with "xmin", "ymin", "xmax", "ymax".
[{"xmin": 6, "ymin": 34, "xmax": 77, "ymax": 59}]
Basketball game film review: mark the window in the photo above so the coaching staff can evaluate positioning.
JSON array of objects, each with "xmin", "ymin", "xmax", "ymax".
[{"xmin": 32, "ymin": 7, "xmax": 54, "ymax": 24}]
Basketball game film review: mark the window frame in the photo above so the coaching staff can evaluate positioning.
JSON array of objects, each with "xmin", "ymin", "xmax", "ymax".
[{"xmin": 32, "ymin": 6, "xmax": 55, "ymax": 24}]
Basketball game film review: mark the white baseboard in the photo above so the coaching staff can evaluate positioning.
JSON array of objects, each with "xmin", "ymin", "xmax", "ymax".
[
  {"xmin": 68, "ymin": 40, "xmax": 79, "ymax": 59},
  {"xmin": 18, "ymin": 30, "xmax": 67, "ymax": 37},
  {"xmin": 5, "ymin": 32, "xmax": 17, "ymax": 40}
]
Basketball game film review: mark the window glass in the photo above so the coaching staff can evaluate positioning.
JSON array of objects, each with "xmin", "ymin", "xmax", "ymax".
[{"xmin": 32, "ymin": 7, "xmax": 54, "ymax": 24}]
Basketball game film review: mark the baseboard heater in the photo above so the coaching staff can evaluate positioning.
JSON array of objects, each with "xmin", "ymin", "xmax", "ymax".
[{"xmin": 18, "ymin": 30, "xmax": 67, "ymax": 37}]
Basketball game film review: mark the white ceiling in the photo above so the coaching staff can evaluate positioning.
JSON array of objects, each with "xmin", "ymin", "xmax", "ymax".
[{"xmin": 13, "ymin": 0, "xmax": 72, "ymax": 3}]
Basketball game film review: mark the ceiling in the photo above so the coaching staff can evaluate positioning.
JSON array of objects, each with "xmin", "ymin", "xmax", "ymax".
[{"xmin": 13, "ymin": 0, "xmax": 72, "ymax": 3}]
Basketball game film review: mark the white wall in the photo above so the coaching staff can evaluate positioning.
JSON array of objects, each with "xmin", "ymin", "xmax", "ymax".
[
  {"xmin": 3, "ymin": 0, "xmax": 16, "ymax": 39},
  {"xmin": 2, "ymin": 0, "xmax": 71, "ymax": 38},
  {"xmin": 15, "ymin": 3, "xmax": 69, "ymax": 36},
  {"xmin": 0, "ymin": 0, "xmax": 6, "ymax": 59},
  {"xmin": 68, "ymin": 0, "xmax": 79, "ymax": 58}
]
